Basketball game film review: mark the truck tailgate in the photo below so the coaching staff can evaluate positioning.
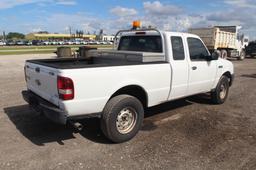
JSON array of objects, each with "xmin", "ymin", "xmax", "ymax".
[{"xmin": 25, "ymin": 62, "xmax": 59, "ymax": 106}]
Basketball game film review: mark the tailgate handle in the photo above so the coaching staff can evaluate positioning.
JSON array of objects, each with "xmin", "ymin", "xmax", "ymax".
[{"xmin": 35, "ymin": 67, "xmax": 40, "ymax": 73}]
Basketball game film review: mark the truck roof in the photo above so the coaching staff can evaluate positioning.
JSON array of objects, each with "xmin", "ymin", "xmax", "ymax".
[
  {"xmin": 164, "ymin": 31, "xmax": 199, "ymax": 38},
  {"xmin": 119, "ymin": 30, "xmax": 199, "ymax": 39}
]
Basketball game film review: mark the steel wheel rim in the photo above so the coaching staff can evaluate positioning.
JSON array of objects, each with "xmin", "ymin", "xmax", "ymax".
[
  {"xmin": 116, "ymin": 107, "xmax": 137, "ymax": 134},
  {"xmin": 220, "ymin": 84, "xmax": 227, "ymax": 99},
  {"xmin": 241, "ymin": 52, "xmax": 245, "ymax": 59}
]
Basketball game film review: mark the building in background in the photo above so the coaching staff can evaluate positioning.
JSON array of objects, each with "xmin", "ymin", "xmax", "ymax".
[
  {"xmin": 101, "ymin": 35, "xmax": 115, "ymax": 41},
  {"xmin": 26, "ymin": 33, "xmax": 96, "ymax": 40}
]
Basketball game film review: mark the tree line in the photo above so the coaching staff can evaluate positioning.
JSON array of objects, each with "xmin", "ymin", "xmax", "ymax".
[{"xmin": 1, "ymin": 32, "xmax": 25, "ymax": 40}]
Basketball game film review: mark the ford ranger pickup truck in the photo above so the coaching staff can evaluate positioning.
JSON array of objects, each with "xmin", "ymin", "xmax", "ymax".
[{"xmin": 22, "ymin": 26, "xmax": 234, "ymax": 143}]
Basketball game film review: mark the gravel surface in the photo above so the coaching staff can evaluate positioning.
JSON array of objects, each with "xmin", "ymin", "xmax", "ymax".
[{"xmin": 0, "ymin": 55, "xmax": 256, "ymax": 170}]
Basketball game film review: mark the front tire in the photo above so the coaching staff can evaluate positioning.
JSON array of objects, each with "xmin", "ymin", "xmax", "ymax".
[
  {"xmin": 211, "ymin": 76, "xmax": 230, "ymax": 104},
  {"xmin": 101, "ymin": 95, "xmax": 144, "ymax": 143},
  {"xmin": 238, "ymin": 50, "xmax": 245, "ymax": 60}
]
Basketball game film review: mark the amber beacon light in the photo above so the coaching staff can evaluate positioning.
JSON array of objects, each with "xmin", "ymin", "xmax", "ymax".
[{"xmin": 132, "ymin": 21, "xmax": 141, "ymax": 29}]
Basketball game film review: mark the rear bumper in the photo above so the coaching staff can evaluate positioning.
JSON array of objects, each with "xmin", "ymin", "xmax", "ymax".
[
  {"xmin": 22, "ymin": 90, "xmax": 67, "ymax": 124},
  {"xmin": 229, "ymin": 50, "xmax": 239, "ymax": 58}
]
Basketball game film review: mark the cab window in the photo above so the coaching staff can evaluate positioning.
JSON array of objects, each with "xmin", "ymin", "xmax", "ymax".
[
  {"xmin": 118, "ymin": 35, "xmax": 162, "ymax": 53},
  {"xmin": 187, "ymin": 38, "xmax": 209, "ymax": 61},
  {"xmin": 171, "ymin": 36, "xmax": 185, "ymax": 60}
]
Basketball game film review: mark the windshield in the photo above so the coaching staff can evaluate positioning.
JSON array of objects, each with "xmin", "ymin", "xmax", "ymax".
[{"xmin": 118, "ymin": 35, "xmax": 163, "ymax": 53}]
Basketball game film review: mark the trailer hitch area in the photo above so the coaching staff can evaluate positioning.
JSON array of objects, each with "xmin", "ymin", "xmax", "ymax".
[{"xmin": 68, "ymin": 121, "xmax": 84, "ymax": 132}]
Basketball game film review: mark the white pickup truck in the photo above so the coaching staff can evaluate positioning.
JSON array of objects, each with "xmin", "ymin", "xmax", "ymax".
[{"xmin": 22, "ymin": 28, "xmax": 234, "ymax": 143}]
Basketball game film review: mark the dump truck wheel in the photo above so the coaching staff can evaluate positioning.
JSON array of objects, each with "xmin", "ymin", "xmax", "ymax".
[
  {"xmin": 238, "ymin": 50, "xmax": 245, "ymax": 60},
  {"xmin": 221, "ymin": 50, "xmax": 228, "ymax": 59}
]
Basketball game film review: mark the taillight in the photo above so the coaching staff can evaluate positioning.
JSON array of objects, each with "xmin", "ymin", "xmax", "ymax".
[{"xmin": 57, "ymin": 76, "xmax": 74, "ymax": 100}]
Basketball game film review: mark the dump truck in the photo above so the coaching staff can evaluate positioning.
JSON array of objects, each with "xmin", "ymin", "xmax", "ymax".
[{"xmin": 188, "ymin": 26, "xmax": 249, "ymax": 60}]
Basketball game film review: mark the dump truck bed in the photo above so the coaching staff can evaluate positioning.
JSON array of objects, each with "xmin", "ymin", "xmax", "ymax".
[{"xmin": 188, "ymin": 27, "xmax": 237, "ymax": 50}]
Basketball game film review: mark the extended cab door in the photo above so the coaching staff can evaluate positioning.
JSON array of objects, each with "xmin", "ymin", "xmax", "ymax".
[
  {"xmin": 186, "ymin": 37, "xmax": 217, "ymax": 95},
  {"xmin": 168, "ymin": 35, "xmax": 189, "ymax": 100}
]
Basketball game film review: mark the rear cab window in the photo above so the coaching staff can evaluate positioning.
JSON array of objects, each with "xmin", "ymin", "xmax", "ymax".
[
  {"xmin": 118, "ymin": 35, "xmax": 163, "ymax": 53},
  {"xmin": 171, "ymin": 36, "xmax": 185, "ymax": 60}
]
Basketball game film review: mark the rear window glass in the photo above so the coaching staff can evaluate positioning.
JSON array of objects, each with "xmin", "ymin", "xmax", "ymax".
[
  {"xmin": 118, "ymin": 35, "xmax": 163, "ymax": 53},
  {"xmin": 171, "ymin": 36, "xmax": 185, "ymax": 60}
]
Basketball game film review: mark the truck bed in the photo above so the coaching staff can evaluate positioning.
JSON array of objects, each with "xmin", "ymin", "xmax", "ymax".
[{"xmin": 27, "ymin": 50, "xmax": 167, "ymax": 69}]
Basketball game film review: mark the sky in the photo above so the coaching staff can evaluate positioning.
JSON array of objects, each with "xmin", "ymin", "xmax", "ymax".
[{"xmin": 0, "ymin": 0, "xmax": 255, "ymax": 39}]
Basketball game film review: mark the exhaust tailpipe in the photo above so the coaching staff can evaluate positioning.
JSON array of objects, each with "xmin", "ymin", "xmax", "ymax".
[{"xmin": 68, "ymin": 121, "xmax": 83, "ymax": 131}]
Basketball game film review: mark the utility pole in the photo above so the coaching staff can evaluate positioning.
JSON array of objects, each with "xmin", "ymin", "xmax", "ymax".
[
  {"xmin": 3, "ymin": 31, "xmax": 6, "ymax": 42},
  {"xmin": 69, "ymin": 26, "xmax": 72, "ymax": 39}
]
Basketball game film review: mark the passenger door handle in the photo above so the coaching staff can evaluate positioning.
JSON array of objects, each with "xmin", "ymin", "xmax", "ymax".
[{"xmin": 192, "ymin": 66, "xmax": 197, "ymax": 70}]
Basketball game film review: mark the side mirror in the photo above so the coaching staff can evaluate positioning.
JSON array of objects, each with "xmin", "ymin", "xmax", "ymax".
[{"xmin": 211, "ymin": 51, "xmax": 219, "ymax": 60}]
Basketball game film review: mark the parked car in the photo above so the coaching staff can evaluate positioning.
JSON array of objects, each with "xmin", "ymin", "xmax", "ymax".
[
  {"xmin": 26, "ymin": 41, "xmax": 33, "ymax": 46},
  {"xmin": 58, "ymin": 41, "xmax": 65, "ymax": 45},
  {"xmin": 16, "ymin": 40, "xmax": 28, "ymax": 46},
  {"xmin": 22, "ymin": 26, "xmax": 234, "ymax": 143},
  {"xmin": 0, "ymin": 41, "xmax": 6, "ymax": 46},
  {"xmin": 32, "ymin": 40, "xmax": 41, "ymax": 46},
  {"xmin": 42, "ymin": 41, "xmax": 50, "ymax": 45},
  {"xmin": 6, "ymin": 40, "xmax": 16, "ymax": 46},
  {"xmin": 81, "ymin": 41, "xmax": 88, "ymax": 45},
  {"xmin": 246, "ymin": 41, "xmax": 256, "ymax": 58},
  {"xmin": 107, "ymin": 41, "xmax": 113, "ymax": 45},
  {"xmin": 87, "ymin": 40, "xmax": 93, "ymax": 45}
]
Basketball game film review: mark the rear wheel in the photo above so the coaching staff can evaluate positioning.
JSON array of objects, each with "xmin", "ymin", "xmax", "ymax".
[
  {"xmin": 101, "ymin": 95, "xmax": 144, "ymax": 143},
  {"xmin": 216, "ymin": 50, "xmax": 221, "ymax": 58},
  {"xmin": 211, "ymin": 76, "xmax": 230, "ymax": 104},
  {"xmin": 221, "ymin": 50, "xmax": 228, "ymax": 59}
]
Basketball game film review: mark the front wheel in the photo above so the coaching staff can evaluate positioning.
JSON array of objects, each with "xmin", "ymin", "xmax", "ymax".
[
  {"xmin": 211, "ymin": 76, "xmax": 230, "ymax": 104},
  {"xmin": 101, "ymin": 95, "xmax": 144, "ymax": 143},
  {"xmin": 238, "ymin": 50, "xmax": 245, "ymax": 60}
]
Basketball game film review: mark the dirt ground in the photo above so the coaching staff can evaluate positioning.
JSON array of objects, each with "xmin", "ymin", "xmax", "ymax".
[{"xmin": 0, "ymin": 54, "xmax": 256, "ymax": 170}]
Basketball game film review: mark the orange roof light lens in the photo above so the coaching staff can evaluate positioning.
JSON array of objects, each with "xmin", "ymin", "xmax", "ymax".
[{"xmin": 133, "ymin": 21, "xmax": 141, "ymax": 28}]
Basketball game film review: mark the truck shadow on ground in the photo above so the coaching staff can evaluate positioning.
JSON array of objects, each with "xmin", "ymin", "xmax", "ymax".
[
  {"xmin": 241, "ymin": 74, "xmax": 256, "ymax": 79},
  {"xmin": 4, "ymin": 94, "xmax": 212, "ymax": 146}
]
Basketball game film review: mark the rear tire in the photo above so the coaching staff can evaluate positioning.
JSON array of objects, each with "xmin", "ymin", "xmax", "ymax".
[
  {"xmin": 221, "ymin": 50, "xmax": 228, "ymax": 59},
  {"xmin": 101, "ymin": 95, "xmax": 144, "ymax": 143},
  {"xmin": 211, "ymin": 76, "xmax": 230, "ymax": 104},
  {"xmin": 216, "ymin": 50, "xmax": 221, "ymax": 58}
]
